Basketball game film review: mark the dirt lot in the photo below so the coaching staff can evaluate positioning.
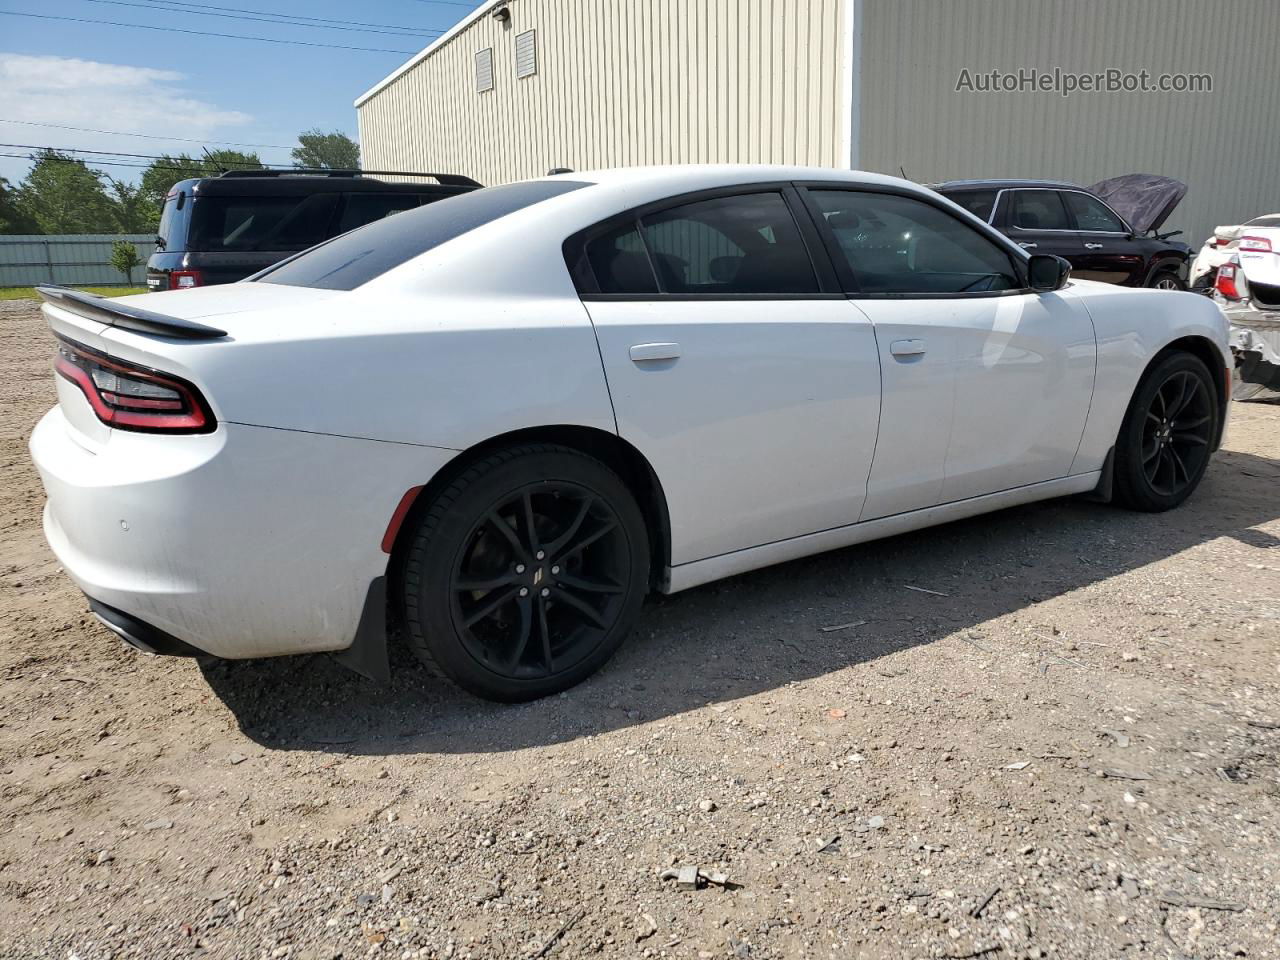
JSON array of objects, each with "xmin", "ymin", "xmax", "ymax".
[{"xmin": 1, "ymin": 297, "xmax": 1278, "ymax": 960}]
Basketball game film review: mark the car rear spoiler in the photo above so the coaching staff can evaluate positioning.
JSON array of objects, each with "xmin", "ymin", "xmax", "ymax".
[{"xmin": 35, "ymin": 286, "xmax": 228, "ymax": 340}]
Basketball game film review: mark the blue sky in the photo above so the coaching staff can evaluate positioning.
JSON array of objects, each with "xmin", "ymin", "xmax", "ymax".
[{"xmin": 0, "ymin": 0, "xmax": 483, "ymax": 184}]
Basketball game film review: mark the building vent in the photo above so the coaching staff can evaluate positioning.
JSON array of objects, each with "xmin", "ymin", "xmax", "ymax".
[
  {"xmin": 475, "ymin": 47, "xmax": 494, "ymax": 92},
  {"xmin": 515, "ymin": 30, "xmax": 537, "ymax": 79}
]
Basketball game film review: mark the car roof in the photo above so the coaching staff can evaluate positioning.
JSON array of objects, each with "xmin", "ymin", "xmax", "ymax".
[
  {"xmin": 558, "ymin": 163, "xmax": 923, "ymax": 195},
  {"xmin": 932, "ymin": 179, "xmax": 1082, "ymax": 191}
]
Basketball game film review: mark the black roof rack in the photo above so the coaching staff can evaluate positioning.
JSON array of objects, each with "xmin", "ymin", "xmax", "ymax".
[{"xmin": 217, "ymin": 168, "xmax": 481, "ymax": 187}]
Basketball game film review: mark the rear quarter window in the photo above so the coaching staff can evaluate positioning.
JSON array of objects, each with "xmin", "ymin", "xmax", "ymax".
[
  {"xmin": 258, "ymin": 179, "xmax": 589, "ymax": 291},
  {"xmin": 946, "ymin": 190, "xmax": 998, "ymax": 223}
]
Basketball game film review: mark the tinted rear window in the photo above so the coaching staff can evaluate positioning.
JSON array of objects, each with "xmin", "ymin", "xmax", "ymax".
[
  {"xmin": 1246, "ymin": 215, "xmax": 1280, "ymax": 229},
  {"xmin": 189, "ymin": 194, "xmax": 339, "ymax": 252},
  {"xmin": 258, "ymin": 180, "xmax": 590, "ymax": 291}
]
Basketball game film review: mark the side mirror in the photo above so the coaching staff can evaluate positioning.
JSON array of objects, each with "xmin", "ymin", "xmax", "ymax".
[{"xmin": 1027, "ymin": 254, "xmax": 1071, "ymax": 292}]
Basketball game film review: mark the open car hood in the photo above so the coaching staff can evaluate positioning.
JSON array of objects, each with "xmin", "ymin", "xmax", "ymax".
[{"xmin": 1088, "ymin": 174, "xmax": 1187, "ymax": 235}]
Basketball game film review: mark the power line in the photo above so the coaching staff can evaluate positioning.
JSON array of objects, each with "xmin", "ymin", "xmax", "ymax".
[
  {"xmin": 97, "ymin": 0, "xmax": 445, "ymax": 36},
  {"xmin": 0, "ymin": 151, "xmax": 213, "ymax": 172},
  {"xmin": 0, "ymin": 143, "xmax": 279, "ymax": 166},
  {"xmin": 0, "ymin": 119, "xmax": 294, "ymax": 150},
  {"xmin": 83, "ymin": 0, "xmax": 444, "ymax": 38},
  {"xmin": 0, "ymin": 11, "xmax": 420, "ymax": 54}
]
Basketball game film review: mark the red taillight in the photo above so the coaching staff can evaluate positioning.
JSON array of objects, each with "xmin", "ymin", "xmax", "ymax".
[
  {"xmin": 1239, "ymin": 235, "xmax": 1273, "ymax": 254},
  {"xmin": 54, "ymin": 337, "xmax": 214, "ymax": 434},
  {"xmin": 1216, "ymin": 263, "xmax": 1241, "ymax": 300},
  {"xmin": 169, "ymin": 269, "xmax": 204, "ymax": 289}
]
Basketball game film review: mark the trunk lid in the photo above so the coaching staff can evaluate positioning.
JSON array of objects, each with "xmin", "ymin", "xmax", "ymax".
[{"xmin": 40, "ymin": 282, "xmax": 345, "ymax": 442}]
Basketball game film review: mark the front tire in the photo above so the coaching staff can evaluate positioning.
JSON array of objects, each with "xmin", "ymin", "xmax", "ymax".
[
  {"xmin": 1113, "ymin": 352, "xmax": 1218, "ymax": 512},
  {"xmin": 400, "ymin": 444, "xmax": 650, "ymax": 702},
  {"xmin": 1150, "ymin": 270, "xmax": 1188, "ymax": 292}
]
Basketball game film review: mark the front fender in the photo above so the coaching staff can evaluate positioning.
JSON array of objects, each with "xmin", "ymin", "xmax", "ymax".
[{"xmin": 1068, "ymin": 284, "xmax": 1229, "ymax": 472}]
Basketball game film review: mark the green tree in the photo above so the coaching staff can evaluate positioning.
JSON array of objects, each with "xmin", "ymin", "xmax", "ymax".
[
  {"xmin": 16, "ymin": 150, "xmax": 117, "ymax": 234},
  {"xmin": 136, "ymin": 150, "xmax": 264, "ymax": 231},
  {"xmin": 291, "ymin": 129, "xmax": 359, "ymax": 170},
  {"xmin": 106, "ymin": 178, "xmax": 153, "ymax": 234},
  {"xmin": 0, "ymin": 176, "xmax": 41, "ymax": 235},
  {"xmin": 109, "ymin": 239, "xmax": 142, "ymax": 284}
]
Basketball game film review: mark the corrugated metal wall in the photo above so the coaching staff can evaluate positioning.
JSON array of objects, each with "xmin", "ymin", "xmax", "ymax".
[
  {"xmin": 857, "ymin": 0, "xmax": 1280, "ymax": 245},
  {"xmin": 357, "ymin": 0, "xmax": 849, "ymax": 185},
  {"xmin": 0, "ymin": 235, "xmax": 155, "ymax": 288}
]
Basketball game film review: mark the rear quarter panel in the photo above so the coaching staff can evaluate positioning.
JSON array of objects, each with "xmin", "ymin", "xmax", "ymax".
[
  {"xmin": 100, "ymin": 288, "xmax": 617, "ymax": 452},
  {"xmin": 1069, "ymin": 281, "xmax": 1230, "ymax": 471}
]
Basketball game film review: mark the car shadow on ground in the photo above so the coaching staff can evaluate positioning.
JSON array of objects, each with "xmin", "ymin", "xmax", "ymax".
[{"xmin": 201, "ymin": 448, "xmax": 1280, "ymax": 757}]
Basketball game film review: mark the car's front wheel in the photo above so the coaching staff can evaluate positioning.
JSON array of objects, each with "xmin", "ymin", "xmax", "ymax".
[
  {"xmin": 1150, "ymin": 270, "xmax": 1188, "ymax": 292},
  {"xmin": 400, "ymin": 444, "xmax": 650, "ymax": 702},
  {"xmin": 1113, "ymin": 352, "xmax": 1218, "ymax": 512}
]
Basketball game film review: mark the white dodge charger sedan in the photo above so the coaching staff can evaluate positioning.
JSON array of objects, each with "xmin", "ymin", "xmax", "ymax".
[{"xmin": 30, "ymin": 166, "xmax": 1230, "ymax": 701}]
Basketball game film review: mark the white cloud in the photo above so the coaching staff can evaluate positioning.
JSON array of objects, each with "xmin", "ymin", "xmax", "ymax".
[{"xmin": 0, "ymin": 52, "xmax": 254, "ymax": 182}]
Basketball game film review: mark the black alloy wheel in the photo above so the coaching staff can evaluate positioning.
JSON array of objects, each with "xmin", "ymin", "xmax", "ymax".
[
  {"xmin": 401, "ymin": 444, "xmax": 649, "ymax": 701},
  {"xmin": 1114, "ymin": 352, "xmax": 1218, "ymax": 511},
  {"xmin": 1139, "ymin": 369, "xmax": 1214, "ymax": 497},
  {"xmin": 449, "ymin": 482, "xmax": 630, "ymax": 680}
]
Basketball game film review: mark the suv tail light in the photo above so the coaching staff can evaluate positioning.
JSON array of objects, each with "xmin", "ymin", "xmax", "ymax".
[
  {"xmin": 1239, "ymin": 236, "xmax": 1273, "ymax": 253},
  {"xmin": 1215, "ymin": 262, "xmax": 1242, "ymax": 300},
  {"xmin": 54, "ymin": 337, "xmax": 214, "ymax": 433},
  {"xmin": 169, "ymin": 269, "xmax": 204, "ymax": 289}
]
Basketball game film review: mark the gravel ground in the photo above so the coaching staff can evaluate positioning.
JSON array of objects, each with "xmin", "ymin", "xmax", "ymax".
[{"xmin": 2, "ymin": 297, "xmax": 1278, "ymax": 960}]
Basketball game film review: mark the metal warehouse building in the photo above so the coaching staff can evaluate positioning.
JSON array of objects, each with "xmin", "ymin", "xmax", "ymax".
[{"xmin": 355, "ymin": 0, "xmax": 1280, "ymax": 245}]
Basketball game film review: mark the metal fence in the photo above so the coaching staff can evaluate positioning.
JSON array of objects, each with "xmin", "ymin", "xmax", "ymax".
[{"xmin": 0, "ymin": 235, "xmax": 157, "ymax": 288}]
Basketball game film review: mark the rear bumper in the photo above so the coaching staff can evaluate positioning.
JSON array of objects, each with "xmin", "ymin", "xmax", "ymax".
[
  {"xmin": 89, "ymin": 597, "xmax": 206, "ymax": 657},
  {"xmin": 30, "ymin": 406, "xmax": 456, "ymax": 659}
]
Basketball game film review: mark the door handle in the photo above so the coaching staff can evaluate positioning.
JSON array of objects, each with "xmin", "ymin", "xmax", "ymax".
[
  {"xmin": 890, "ymin": 339, "xmax": 926, "ymax": 358},
  {"xmin": 629, "ymin": 342, "xmax": 681, "ymax": 362},
  {"xmin": 1018, "ymin": 242, "xmax": 1037, "ymax": 249},
  {"xmin": 1084, "ymin": 242, "xmax": 1104, "ymax": 250}
]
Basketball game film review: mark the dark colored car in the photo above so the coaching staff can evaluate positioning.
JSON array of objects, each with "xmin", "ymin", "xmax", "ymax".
[
  {"xmin": 147, "ymin": 169, "xmax": 481, "ymax": 291},
  {"xmin": 932, "ymin": 175, "xmax": 1192, "ymax": 290}
]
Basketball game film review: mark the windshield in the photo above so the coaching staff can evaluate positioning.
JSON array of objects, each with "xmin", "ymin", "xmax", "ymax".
[{"xmin": 257, "ymin": 179, "xmax": 590, "ymax": 291}]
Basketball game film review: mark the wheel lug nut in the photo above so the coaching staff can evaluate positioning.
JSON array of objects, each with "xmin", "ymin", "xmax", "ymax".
[
  {"xmin": 515, "ymin": 564, "xmax": 526, "ymax": 574},
  {"xmin": 540, "ymin": 587, "xmax": 550, "ymax": 598},
  {"xmin": 519, "ymin": 587, "xmax": 529, "ymax": 597},
  {"xmin": 535, "ymin": 550, "xmax": 546, "ymax": 560}
]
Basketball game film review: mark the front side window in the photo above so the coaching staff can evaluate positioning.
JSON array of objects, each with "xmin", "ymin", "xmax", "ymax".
[
  {"xmin": 1010, "ymin": 190, "xmax": 1072, "ymax": 231},
  {"xmin": 637, "ymin": 192, "xmax": 819, "ymax": 295},
  {"xmin": 809, "ymin": 190, "xmax": 1021, "ymax": 295},
  {"xmin": 1063, "ymin": 191, "xmax": 1127, "ymax": 233}
]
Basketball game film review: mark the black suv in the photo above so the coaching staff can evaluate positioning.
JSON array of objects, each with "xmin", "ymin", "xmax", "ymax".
[
  {"xmin": 932, "ymin": 176, "xmax": 1191, "ymax": 290},
  {"xmin": 147, "ymin": 169, "xmax": 481, "ymax": 291}
]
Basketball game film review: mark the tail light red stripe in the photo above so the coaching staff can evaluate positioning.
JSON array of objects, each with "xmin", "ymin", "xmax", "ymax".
[{"xmin": 54, "ymin": 336, "xmax": 215, "ymax": 434}]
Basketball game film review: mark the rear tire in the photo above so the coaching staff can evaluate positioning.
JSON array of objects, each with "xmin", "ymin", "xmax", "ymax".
[
  {"xmin": 1113, "ymin": 352, "xmax": 1218, "ymax": 512},
  {"xmin": 400, "ymin": 444, "xmax": 650, "ymax": 702}
]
